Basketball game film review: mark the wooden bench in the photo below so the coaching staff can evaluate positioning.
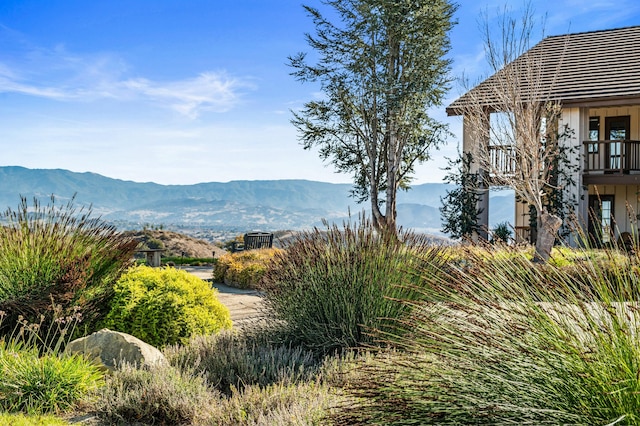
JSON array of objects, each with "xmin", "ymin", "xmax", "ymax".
[
  {"xmin": 243, "ymin": 232, "xmax": 274, "ymax": 251},
  {"xmin": 230, "ymin": 232, "xmax": 274, "ymax": 252}
]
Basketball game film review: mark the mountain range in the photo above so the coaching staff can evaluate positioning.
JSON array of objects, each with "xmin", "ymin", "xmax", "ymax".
[{"xmin": 0, "ymin": 166, "xmax": 514, "ymax": 236}]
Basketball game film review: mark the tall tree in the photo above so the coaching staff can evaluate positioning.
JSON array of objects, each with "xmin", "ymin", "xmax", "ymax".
[
  {"xmin": 290, "ymin": 0, "xmax": 457, "ymax": 235},
  {"xmin": 453, "ymin": 4, "xmax": 572, "ymax": 261}
]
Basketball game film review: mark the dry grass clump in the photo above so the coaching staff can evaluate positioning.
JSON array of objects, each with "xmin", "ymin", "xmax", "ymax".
[
  {"xmin": 94, "ymin": 363, "xmax": 216, "ymax": 425},
  {"xmin": 94, "ymin": 331, "xmax": 340, "ymax": 425},
  {"xmin": 212, "ymin": 381, "xmax": 337, "ymax": 426}
]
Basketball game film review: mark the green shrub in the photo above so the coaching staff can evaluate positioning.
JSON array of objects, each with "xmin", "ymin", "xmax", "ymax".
[
  {"xmin": 0, "ymin": 340, "xmax": 103, "ymax": 415},
  {"xmin": 340, "ymin": 245, "xmax": 640, "ymax": 425},
  {"xmin": 101, "ymin": 265, "xmax": 232, "ymax": 346},
  {"xmin": 214, "ymin": 248, "xmax": 281, "ymax": 289},
  {"xmin": 145, "ymin": 237, "xmax": 164, "ymax": 250},
  {"xmin": 165, "ymin": 330, "xmax": 320, "ymax": 396},
  {"xmin": 94, "ymin": 363, "xmax": 216, "ymax": 425},
  {"xmin": 491, "ymin": 221, "xmax": 512, "ymax": 243},
  {"xmin": 259, "ymin": 220, "xmax": 447, "ymax": 354},
  {"xmin": 0, "ymin": 196, "xmax": 138, "ymax": 342}
]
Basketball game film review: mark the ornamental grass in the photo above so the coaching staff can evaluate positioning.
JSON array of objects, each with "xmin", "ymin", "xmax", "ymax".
[
  {"xmin": 259, "ymin": 219, "xmax": 448, "ymax": 354},
  {"xmin": 0, "ymin": 196, "xmax": 138, "ymax": 344},
  {"xmin": 339, "ymin": 242, "xmax": 640, "ymax": 425}
]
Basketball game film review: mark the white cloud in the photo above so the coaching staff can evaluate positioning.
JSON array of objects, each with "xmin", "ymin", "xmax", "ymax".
[
  {"xmin": 0, "ymin": 74, "xmax": 70, "ymax": 99},
  {"xmin": 120, "ymin": 72, "xmax": 249, "ymax": 118},
  {"xmin": 0, "ymin": 34, "xmax": 252, "ymax": 118}
]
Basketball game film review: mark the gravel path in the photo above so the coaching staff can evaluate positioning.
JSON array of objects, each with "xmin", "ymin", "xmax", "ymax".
[{"xmin": 179, "ymin": 266, "xmax": 266, "ymax": 329}]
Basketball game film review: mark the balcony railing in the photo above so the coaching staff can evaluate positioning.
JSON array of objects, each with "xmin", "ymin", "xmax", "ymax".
[
  {"xmin": 583, "ymin": 140, "xmax": 640, "ymax": 174},
  {"xmin": 488, "ymin": 145, "xmax": 517, "ymax": 176}
]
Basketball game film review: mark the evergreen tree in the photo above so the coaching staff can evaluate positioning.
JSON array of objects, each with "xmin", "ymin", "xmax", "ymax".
[
  {"xmin": 290, "ymin": 0, "xmax": 457, "ymax": 235},
  {"xmin": 440, "ymin": 152, "xmax": 483, "ymax": 240}
]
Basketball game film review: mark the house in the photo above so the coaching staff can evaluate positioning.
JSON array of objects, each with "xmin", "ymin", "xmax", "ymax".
[{"xmin": 447, "ymin": 25, "xmax": 640, "ymax": 246}]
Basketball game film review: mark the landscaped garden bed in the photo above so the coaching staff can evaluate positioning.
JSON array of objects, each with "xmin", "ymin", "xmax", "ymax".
[{"xmin": 2, "ymin": 202, "xmax": 640, "ymax": 424}]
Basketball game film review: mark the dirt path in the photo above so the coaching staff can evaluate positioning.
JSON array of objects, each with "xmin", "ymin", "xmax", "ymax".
[{"xmin": 180, "ymin": 266, "xmax": 265, "ymax": 329}]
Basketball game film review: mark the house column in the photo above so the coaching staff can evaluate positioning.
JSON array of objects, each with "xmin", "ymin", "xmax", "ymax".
[
  {"xmin": 559, "ymin": 107, "xmax": 589, "ymax": 247},
  {"xmin": 463, "ymin": 112, "xmax": 490, "ymax": 241}
]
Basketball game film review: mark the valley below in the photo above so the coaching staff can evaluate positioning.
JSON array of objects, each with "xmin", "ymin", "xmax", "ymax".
[{"xmin": 0, "ymin": 166, "xmax": 515, "ymax": 243}]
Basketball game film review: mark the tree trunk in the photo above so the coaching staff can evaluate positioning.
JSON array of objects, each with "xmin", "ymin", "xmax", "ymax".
[
  {"xmin": 383, "ymin": 191, "xmax": 397, "ymax": 236},
  {"xmin": 385, "ymin": 132, "xmax": 398, "ymax": 237},
  {"xmin": 382, "ymin": 33, "xmax": 400, "ymax": 238},
  {"xmin": 533, "ymin": 210, "xmax": 562, "ymax": 263},
  {"xmin": 370, "ymin": 191, "xmax": 384, "ymax": 231}
]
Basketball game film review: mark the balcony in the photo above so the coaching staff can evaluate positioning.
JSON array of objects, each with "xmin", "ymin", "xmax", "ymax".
[
  {"xmin": 487, "ymin": 141, "xmax": 640, "ymax": 184},
  {"xmin": 488, "ymin": 145, "xmax": 517, "ymax": 177},
  {"xmin": 583, "ymin": 140, "xmax": 640, "ymax": 184}
]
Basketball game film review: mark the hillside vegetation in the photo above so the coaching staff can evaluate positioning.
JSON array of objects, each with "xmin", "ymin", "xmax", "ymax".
[{"xmin": 123, "ymin": 229, "xmax": 227, "ymax": 258}]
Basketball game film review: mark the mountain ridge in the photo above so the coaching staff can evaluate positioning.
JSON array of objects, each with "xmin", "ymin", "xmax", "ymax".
[{"xmin": 0, "ymin": 166, "xmax": 514, "ymax": 235}]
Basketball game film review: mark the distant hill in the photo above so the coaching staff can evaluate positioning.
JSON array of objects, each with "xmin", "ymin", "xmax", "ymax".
[
  {"xmin": 0, "ymin": 166, "xmax": 514, "ymax": 235},
  {"xmin": 123, "ymin": 229, "xmax": 226, "ymax": 258}
]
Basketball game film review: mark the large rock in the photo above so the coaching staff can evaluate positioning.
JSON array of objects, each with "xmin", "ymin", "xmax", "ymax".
[{"xmin": 66, "ymin": 328, "xmax": 166, "ymax": 371}]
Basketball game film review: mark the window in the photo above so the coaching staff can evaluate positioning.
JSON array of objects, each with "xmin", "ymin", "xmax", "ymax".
[
  {"xmin": 489, "ymin": 112, "xmax": 514, "ymax": 146},
  {"xmin": 588, "ymin": 116, "xmax": 600, "ymax": 153}
]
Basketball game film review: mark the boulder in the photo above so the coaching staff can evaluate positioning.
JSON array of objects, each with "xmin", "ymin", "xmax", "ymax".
[{"xmin": 66, "ymin": 328, "xmax": 166, "ymax": 371}]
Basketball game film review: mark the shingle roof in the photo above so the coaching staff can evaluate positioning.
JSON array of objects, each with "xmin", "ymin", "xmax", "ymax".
[{"xmin": 447, "ymin": 26, "xmax": 640, "ymax": 116}]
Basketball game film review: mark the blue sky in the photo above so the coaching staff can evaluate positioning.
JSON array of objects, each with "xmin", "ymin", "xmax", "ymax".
[{"xmin": 0, "ymin": 0, "xmax": 639, "ymax": 185}]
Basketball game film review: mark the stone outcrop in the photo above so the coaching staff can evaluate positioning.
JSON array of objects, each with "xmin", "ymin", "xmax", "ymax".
[{"xmin": 65, "ymin": 328, "xmax": 166, "ymax": 371}]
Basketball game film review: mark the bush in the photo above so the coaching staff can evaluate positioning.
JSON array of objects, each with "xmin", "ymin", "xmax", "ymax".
[
  {"xmin": 0, "ymin": 340, "xmax": 103, "ymax": 415},
  {"xmin": 340, "ymin": 245, "xmax": 640, "ymax": 425},
  {"xmin": 491, "ymin": 221, "xmax": 512, "ymax": 243},
  {"xmin": 94, "ymin": 363, "xmax": 216, "ymax": 425},
  {"xmin": 101, "ymin": 265, "xmax": 232, "ymax": 347},
  {"xmin": 145, "ymin": 237, "xmax": 164, "ymax": 250},
  {"xmin": 165, "ymin": 330, "xmax": 320, "ymax": 396},
  {"xmin": 0, "ymin": 196, "xmax": 138, "ymax": 342},
  {"xmin": 95, "ymin": 361, "xmax": 336, "ymax": 426},
  {"xmin": 259, "ymin": 220, "xmax": 447, "ymax": 354},
  {"xmin": 214, "ymin": 248, "xmax": 281, "ymax": 289}
]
